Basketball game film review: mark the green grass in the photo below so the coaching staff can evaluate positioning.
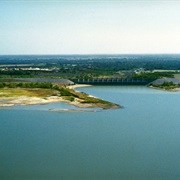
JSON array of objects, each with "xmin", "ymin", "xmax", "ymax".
[
  {"xmin": 64, "ymin": 96, "xmax": 75, "ymax": 102},
  {"xmin": 81, "ymin": 97, "xmax": 111, "ymax": 104},
  {"xmin": 0, "ymin": 88, "xmax": 58, "ymax": 97},
  {"xmin": 174, "ymin": 74, "xmax": 180, "ymax": 78}
]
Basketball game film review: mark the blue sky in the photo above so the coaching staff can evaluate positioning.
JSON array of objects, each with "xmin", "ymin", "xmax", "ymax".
[{"xmin": 0, "ymin": 0, "xmax": 180, "ymax": 54}]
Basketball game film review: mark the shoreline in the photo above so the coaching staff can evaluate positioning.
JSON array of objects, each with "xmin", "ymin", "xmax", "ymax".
[
  {"xmin": 0, "ymin": 84, "xmax": 120, "ymax": 109},
  {"xmin": 0, "ymin": 96, "xmax": 65, "ymax": 107},
  {"xmin": 148, "ymin": 85, "xmax": 180, "ymax": 92},
  {"xmin": 0, "ymin": 84, "xmax": 92, "ymax": 107},
  {"xmin": 0, "ymin": 95, "xmax": 100, "ymax": 108},
  {"xmin": 68, "ymin": 84, "xmax": 92, "ymax": 90}
]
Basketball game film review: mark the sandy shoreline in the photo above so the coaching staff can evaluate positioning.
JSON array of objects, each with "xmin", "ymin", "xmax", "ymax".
[
  {"xmin": 148, "ymin": 85, "xmax": 180, "ymax": 92},
  {"xmin": 0, "ymin": 95, "xmax": 99, "ymax": 108},
  {"xmin": 0, "ymin": 84, "xmax": 92, "ymax": 107},
  {"xmin": 68, "ymin": 84, "xmax": 92, "ymax": 89},
  {"xmin": 49, "ymin": 108, "xmax": 97, "ymax": 112},
  {"xmin": 0, "ymin": 96, "xmax": 64, "ymax": 107},
  {"xmin": 0, "ymin": 84, "xmax": 120, "ymax": 109}
]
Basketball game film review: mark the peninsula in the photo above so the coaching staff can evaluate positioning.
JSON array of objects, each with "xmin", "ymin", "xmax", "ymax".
[
  {"xmin": 148, "ymin": 78, "xmax": 180, "ymax": 91},
  {"xmin": 0, "ymin": 82, "xmax": 120, "ymax": 109}
]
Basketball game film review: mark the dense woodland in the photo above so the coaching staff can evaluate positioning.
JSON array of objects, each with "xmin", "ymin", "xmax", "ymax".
[{"xmin": 0, "ymin": 55, "xmax": 180, "ymax": 79}]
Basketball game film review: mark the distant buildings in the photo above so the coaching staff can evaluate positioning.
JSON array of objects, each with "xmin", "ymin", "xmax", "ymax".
[{"xmin": 0, "ymin": 67, "xmax": 59, "ymax": 72}]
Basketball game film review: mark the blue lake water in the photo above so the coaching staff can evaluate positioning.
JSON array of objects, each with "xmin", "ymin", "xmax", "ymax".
[{"xmin": 0, "ymin": 86, "xmax": 180, "ymax": 180}]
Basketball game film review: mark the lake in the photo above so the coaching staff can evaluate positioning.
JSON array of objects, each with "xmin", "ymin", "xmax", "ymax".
[{"xmin": 0, "ymin": 86, "xmax": 180, "ymax": 180}]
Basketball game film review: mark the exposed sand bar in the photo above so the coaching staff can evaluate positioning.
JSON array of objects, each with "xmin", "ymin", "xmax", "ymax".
[
  {"xmin": 148, "ymin": 85, "xmax": 180, "ymax": 92},
  {"xmin": 68, "ymin": 84, "xmax": 92, "ymax": 89},
  {"xmin": 0, "ymin": 95, "xmax": 97, "ymax": 108},
  {"xmin": 0, "ymin": 96, "xmax": 65, "ymax": 107},
  {"xmin": 0, "ymin": 84, "xmax": 121, "ymax": 109},
  {"xmin": 49, "ymin": 108, "xmax": 97, "ymax": 112}
]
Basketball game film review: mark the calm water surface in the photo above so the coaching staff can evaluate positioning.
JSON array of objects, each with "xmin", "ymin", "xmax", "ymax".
[{"xmin": 0, "ymin": 86, "xmax": 180, "ymax": 180}]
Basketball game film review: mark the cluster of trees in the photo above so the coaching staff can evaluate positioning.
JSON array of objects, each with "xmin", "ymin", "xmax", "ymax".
[
  {"xmin": 0, "ymin": 70, "xmax": 32, "ymax": 76},
  {"xmin": 42, "ymin": 59, "xmax": 180, "ymax": 79},
  {"xmin": 150, "ymin": 81, "xmax": 180, "ymax": 90},
  {"xmin": 0, "ymin": 82, "xmax": 53, "ymax": 89},
  {"xmin": 52, "ymin": 84, "xmax": 76, "ymax": 97},
  {"xmin": 132, "ymin": 72, "xmax": 175, "ymax": 79},
  {"xmin": 1, "ymin": 55, "xmax": 180, "ymax": 79},
  {"xmin": 162, "ymin": 81, "xmax": 175, "ymax": 86},
  {"xmin": 0, "ymin": 70, "xmax": 40, "ymax": 78}
]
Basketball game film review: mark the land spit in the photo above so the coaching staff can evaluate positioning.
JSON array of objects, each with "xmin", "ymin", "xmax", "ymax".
[{"xmin": 0, "ymin": 84, "xmax": 121, "ymax": 110}]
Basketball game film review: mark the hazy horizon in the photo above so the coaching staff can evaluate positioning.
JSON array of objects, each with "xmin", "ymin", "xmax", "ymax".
[{"xmin": 1, "ymin": 53, "xmax": 180, "ymax": 57}]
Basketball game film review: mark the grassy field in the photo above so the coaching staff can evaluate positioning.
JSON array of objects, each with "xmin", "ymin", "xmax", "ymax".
[
  {"xmin": 152, "ymin": 69, "xmax": 178, "ymax": 72},
  {"xmin": 174, "ymin": 74, "xmax": 180, "ymax": 78},
  {"xmin": 0, "ymin": 88, "xmax": 58, "ymax": 97}
]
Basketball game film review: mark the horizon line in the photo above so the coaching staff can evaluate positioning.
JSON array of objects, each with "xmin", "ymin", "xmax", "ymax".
[{"xmin": 1, "ymin": 53, "xmax": 180, "ymax": 56}]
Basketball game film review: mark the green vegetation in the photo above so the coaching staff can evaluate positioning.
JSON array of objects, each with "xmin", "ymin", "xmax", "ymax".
[
  {"xmin": 162, "ymin": 81, "xmax": 174, "ymax": 86},
  {"xmin": 132, "ymin": 72, "xmax": 175, "ymax": 79},
  {"xmin": 150, "ymin": 81, "xmax": 180, "ymax": 90},
  {"xmin": 1, "ymin": 55, "xmax": 180, "ymax": 79},
  {"xmin": 174, "ymin": 74, "xmax": 180, "ymax": 78},
  {"xmin": 0, "ymin": 88, "xmax": 56, "ymax": 98},
  {"xmin": 64, "ymin": 96, "xmax": 75, "ymax": 102},
  {"xmin": 0, "ymin": 82, "xmax": 120, "ymax": 109},
  {"xmin": 81, "ymin": 97, "xmax": 111, "ymax": 105},
  {"xmin": 1, "ymin": 55, "xmax": 179, "ymax": 108},
  {"xmin": 0, "ymin": 82, "xmax": 75, "ymax": 98},
  {"xmin": 0, "ymin": 82, "xmax": 53, "ymax": 89}
]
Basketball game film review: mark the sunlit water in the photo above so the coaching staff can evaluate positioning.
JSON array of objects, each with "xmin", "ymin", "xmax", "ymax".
[{"xmin": 0, "ymin": 86, "xmax": 180, "ymax": 180}]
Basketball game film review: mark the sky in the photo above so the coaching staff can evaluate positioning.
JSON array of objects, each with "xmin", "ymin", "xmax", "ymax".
[{"xmin": 0, "ymin": 0, "xmax": 180, "ymax": 55}]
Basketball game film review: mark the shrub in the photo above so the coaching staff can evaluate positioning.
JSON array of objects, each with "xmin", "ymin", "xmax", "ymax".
[{"xmin": 162, "ymin": 81, "xmax": 174, "ymax": 86}]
